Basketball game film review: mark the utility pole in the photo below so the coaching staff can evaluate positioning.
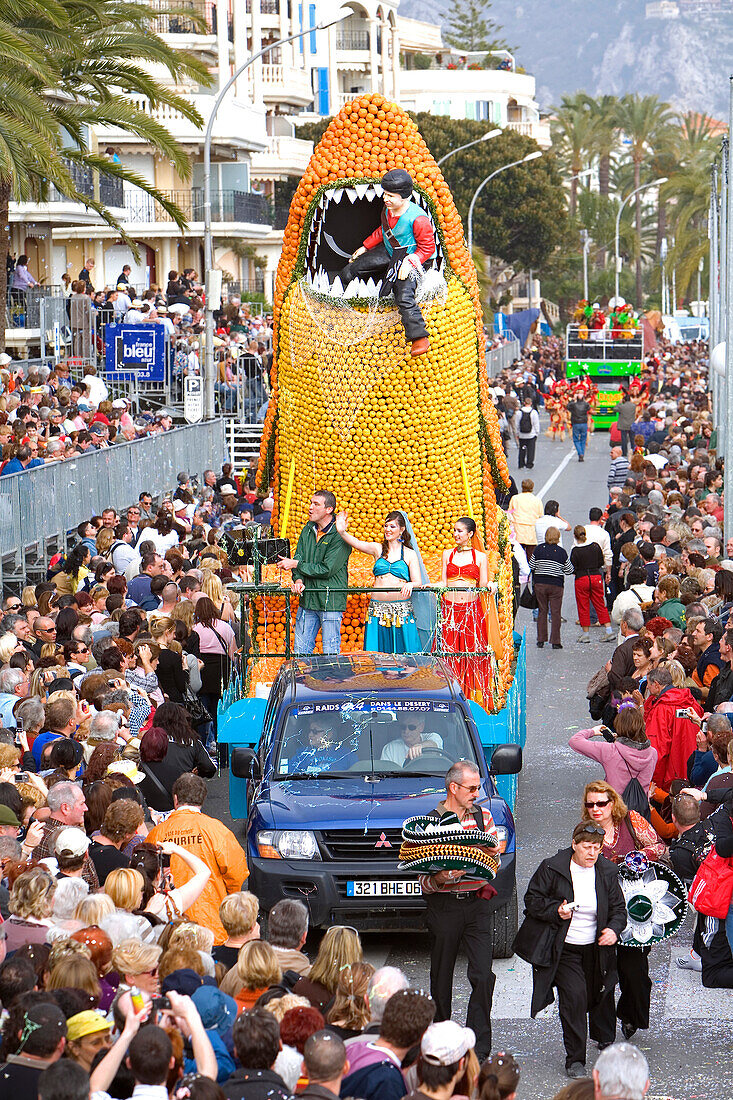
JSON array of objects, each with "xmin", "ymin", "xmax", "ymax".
[
  {"xmin": 580, "ymin": 229, "xmax": 589, "ymax": 300},
  {"xmin": 717, "ymin": 136, "xmax": 721, "ymax": 459},
  {"xmin": 721, "ymin": 78, "xmax": 726, "ymax": 545}
]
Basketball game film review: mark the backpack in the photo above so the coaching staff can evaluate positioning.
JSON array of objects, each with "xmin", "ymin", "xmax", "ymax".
[
  {"xmin": 519, "ymin": 409, "xmax": 533, "ymax": 433},
  {"xmin": 617, "ymin": 751, "xmax": 651, "ymax": 821}
]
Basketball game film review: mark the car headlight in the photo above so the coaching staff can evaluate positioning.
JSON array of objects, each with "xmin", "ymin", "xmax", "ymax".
[
  {"xmin": 256, "ymin": 830, "xmax": 321, "ymax": 860},
  {"xmin": 495, "ymin": 826, "xmax": 509, "ymax": 854}
]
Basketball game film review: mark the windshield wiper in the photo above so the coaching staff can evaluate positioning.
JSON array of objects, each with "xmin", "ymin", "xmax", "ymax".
[{"xmin": 276, "ymin": 771, "xmax": 360, "ymax": 780}]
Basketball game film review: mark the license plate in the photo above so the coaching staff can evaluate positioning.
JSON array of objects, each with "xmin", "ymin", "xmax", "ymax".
[{"xmin": 346, "ymin": 879, "xmax": 422, "ymax": 897}]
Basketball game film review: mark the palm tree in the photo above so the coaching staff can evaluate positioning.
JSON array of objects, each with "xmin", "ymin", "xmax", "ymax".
[
  {"xmin": 618, "ymin": 93, "xmax": 676, "ymax": 306},
  {"xmin": 0, "ymin": 0, "xmax": 210, "ymax": 331},
  {"xmin": 579, "ymin": 94, "xmax": 619, "ymax": 267},
  {"xmin": 663, "ymin": 116, "xmax": 719, "ymax": 301},
  {"xmin": 551, "ymin": 94, "xmax": 598, "ymax": 218}
]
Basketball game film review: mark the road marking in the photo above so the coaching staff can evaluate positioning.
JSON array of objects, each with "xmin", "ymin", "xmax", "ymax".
[{"xmin": 537, "ymin": 449, "xmax": 576, "ymax": 500}]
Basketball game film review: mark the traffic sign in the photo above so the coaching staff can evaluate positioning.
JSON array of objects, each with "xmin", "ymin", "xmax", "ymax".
[{"xmin": 184, "ymin": 375, "xmax": 203, "ymax": 423}]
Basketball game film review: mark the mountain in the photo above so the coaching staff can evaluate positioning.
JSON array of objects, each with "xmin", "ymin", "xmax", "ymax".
[{"xmin": 398, "ymin": 0, "xmax": 733, "ymax": 117}]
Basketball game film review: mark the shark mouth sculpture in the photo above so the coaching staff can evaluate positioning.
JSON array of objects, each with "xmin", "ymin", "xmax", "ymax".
[{"xmin": 301, "ymin": 181, "xmax": 448, "ymax": 299}]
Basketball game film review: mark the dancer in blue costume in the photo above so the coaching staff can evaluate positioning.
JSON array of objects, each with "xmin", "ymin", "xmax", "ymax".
[{"xmin": 335, "ymin": 509, "xmax": 423, "ymax": 653}]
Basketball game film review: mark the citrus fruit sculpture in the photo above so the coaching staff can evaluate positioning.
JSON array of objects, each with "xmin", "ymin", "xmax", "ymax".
[{"xmin": 251, "ymin": 92, "xmax": 515, "ymax": 707}]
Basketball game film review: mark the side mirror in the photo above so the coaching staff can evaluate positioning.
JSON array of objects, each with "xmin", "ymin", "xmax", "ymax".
[
  {"xmin": 491, "ymin": 743, "xmax": 522, "ymax": 775},
  {"xmin": 231, "ymin": 746, "xmax": 261, "ymax": 780}
]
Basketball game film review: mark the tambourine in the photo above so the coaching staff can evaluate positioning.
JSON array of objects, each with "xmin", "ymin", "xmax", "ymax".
[
  {"xmin": 398, "ymin": 812, "xmax": 500, "ymax": 882},
  {"xmin": 616, "ymin": 852, "xmax": 687, "ymax": 948}
]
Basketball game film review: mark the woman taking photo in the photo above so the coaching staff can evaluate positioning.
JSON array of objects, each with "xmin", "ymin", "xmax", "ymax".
[
  {"xmin": 191, "ymin": 596, "xmax": 237, "ymax": 723},
  {"xmin": 513, "ymin": 822, "xmax": 626, "ymax": 1079},
  {"xmin": 150, "ymin": 616, "xmax": 187, "ymax": 704},
  {"xmin": 440, "ymin": 516, "xmax": 500, "ymax": 704},
  {"xmin": 569, "ymin": 706, "xmax": 657, "ymax": 795},
  {"xmin": 570, "ymin": 526, "xmax": 614, "ymax": 644},
  {"xmin": 335, "ymin": 510, "xmax": 423, "ymax": 653},
  {"xmin": 581, "ymin": 781, "xmax": 665, "ymax": 1042}
]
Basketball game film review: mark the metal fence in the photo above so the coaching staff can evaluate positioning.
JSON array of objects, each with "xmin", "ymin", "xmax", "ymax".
[
  {"xmin": 485, "ymin": 337, "xmax": 520, "ymax": 376},
  {"xmin": 0, "ymin": 420, "xmax": 227, "ymax": 589}
]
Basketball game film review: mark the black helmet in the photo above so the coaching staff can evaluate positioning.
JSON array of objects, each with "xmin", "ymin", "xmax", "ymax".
[{"xmin": 380, "ymin": 169, "xmax": 414, "ymax": 199}]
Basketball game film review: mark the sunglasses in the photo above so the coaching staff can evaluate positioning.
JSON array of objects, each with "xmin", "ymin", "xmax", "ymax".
[
  {"xmin": 455, "ymin": 783, "xmax": 480, "ymax": 793},
  {"xmin": 405, "ymin": 723, "xmax": 423, "ymax": 731},
  {"xmin": 585, "ymin": 798, "xmax": 611, "ymax": 809},
  {"xmin": 577, "ymin": 824, "xmax": 605, "ymax": 838}
]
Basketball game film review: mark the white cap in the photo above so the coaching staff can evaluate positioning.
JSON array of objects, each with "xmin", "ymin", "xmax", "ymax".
[
  {"xmin": 220, "ymin": 484, "xmax": 237, "ymax": 495},
  {"xmin": 54, "ymin": 827, "xmax": 90, "ymax": 858},
  {"xmin": 421, "ymin": 1021, "xmax": 475, "ymax": 1066}
]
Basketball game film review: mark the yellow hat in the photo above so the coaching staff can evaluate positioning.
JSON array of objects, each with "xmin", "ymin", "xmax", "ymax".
[{"xmin": 66, "ymin": 1010, "xmax": 111, "ymax": 1042}]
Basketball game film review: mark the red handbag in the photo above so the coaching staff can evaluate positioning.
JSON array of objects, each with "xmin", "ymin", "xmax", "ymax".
[{"xmin": 689, "ymin": 848, "xmax": 733, "ymax": 918}]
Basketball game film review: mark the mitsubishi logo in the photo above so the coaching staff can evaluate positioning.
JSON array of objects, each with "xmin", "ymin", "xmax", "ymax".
[{"xmin": 375, "ymin": 832, "xmax": 392, "ymax": 848}]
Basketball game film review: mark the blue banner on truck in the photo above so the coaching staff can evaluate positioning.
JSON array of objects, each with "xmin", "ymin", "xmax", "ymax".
[{"xmin": 104, "ymin": 323, "xmax": 166, "ymax": 381}]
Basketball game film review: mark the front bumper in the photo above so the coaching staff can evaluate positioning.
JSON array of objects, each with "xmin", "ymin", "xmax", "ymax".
[{"xmin": 250, "ymin": 852, "xmax": 516, "ymax": 931}]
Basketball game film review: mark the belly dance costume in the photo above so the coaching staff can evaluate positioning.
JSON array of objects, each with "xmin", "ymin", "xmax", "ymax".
[
  {"xmin": 440, "ymin": 548, "xmax": 493, "ymax": 705},
  {"xmin": 364, "ymin": 547, "xmax": 422, "ymax": 654}
]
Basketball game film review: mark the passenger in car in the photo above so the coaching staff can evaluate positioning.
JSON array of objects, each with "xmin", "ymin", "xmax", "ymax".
[{"xmin": 290, "ymin": 717, "xmax": 357, "ymax": 773}]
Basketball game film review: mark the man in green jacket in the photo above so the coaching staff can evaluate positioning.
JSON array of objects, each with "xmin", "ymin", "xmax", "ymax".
[{"xmin": 278, "ymin": 489, "xmax": 351, "ymax": 654}]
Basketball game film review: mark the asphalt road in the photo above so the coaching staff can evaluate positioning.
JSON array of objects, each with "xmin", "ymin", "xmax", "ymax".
[{"xmin": 206, "ymin": 423, "xmax": 729, "ymax": 1100}]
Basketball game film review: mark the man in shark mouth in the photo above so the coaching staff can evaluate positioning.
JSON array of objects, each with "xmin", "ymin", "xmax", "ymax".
[{"xmin": 337, "ymin": 168, "xmax": 434, "ymax": 357}]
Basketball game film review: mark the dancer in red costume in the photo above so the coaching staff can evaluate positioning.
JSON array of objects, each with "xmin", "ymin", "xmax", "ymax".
[{"xmin": 438, "ymin": 516, "xmax": 499, "ymax": 706}]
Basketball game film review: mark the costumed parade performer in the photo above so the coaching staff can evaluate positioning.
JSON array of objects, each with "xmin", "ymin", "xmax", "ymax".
[
  {"xmin": 335, "ymin": 509, "xmax": 434, "ymax": 653},
  {"xmin": 339, "ymin": 167, "xmax": 434, "ymax": 357},
  {"xmin": 439, "ymin": 516, "xmax": 503, "ymax": 707}
]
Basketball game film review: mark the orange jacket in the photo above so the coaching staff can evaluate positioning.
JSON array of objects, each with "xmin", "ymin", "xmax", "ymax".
[{"xmin": 147, "ymin": 807, "xmax": 249, "ymax": 944}]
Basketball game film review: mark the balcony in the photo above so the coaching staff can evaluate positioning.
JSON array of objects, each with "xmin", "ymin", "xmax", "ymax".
[
  {"xmin": 123, "ymin": 188, "xmax": 274, "ymax": 231},
  {"xmin": 250, "ymin": 135, "xmax": 313, "ymax": 180},
  {"xmin": 96, "ymin": 92, "xmax": 267, "ymax": 153},
  {"xmin": 246, "ymin": 0, "xmax": 278, "ymax": 10},
  {"xmin": 148, "ymin": 0, "xmax": 218, "ymax": 36},
  {"xmin": 506, "ymin": 118, "xmax": 551, "ymax": 145},
  {"xmin": 336, "ymin": 30, "xmax": 370, "ymax": 49},
  {"xmin": 251, "ymin": 63, "xmax": 313, "ymax": 107}
]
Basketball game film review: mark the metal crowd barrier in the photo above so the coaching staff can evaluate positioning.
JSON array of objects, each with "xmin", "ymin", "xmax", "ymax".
[
  {"xmin": 485, "ymin": 338, "xmax": 520, "ymax": 377},
  {"xmin": 0, "ymin": 420, "xmax": 227, "ymax": 590}
]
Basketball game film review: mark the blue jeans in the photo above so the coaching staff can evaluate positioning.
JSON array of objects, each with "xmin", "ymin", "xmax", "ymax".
[
  {"xmin": 294, "ymin": 608, "xmax": 343, "ymax": 654},
  {"xmin": 572, "ymin": 422, "xmax": 588, "ymax": 457}
]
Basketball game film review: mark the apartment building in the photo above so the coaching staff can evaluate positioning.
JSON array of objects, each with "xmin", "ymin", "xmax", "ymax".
[{"xmin": 8, "ymin": 0, "xmax": 549, "ymax": 299}]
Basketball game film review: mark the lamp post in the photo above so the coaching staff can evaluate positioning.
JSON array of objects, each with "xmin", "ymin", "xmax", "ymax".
[
  {"xmin": 467, "ymin": 150, "xmax": 542, "ymax": 254},
  {"xmin": 614, "ymin": 176, "xmax": 668, "ymax": 304},
  {"xmin": 436, "ymin": 129, "xmax": 501, "ymax": 167},
  {"xmin": 203, "ymin": 13, "xmax": 347, "ymax": 420}
]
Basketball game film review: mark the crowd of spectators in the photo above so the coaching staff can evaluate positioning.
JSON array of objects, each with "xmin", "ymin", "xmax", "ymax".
[{"xmin": 1, "ymin": 261, "xmax": 274, "ymax": 474}]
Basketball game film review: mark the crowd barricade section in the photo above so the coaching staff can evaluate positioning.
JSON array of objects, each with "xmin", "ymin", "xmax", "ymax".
[{"xmin": 0, "ymin": 420, "xmax": 227, "ymax": 588}]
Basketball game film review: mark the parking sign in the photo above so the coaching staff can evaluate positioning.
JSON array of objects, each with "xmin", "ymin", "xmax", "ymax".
[{"xmin": 104, "ymin": 323, "xmax": 166, "ymax": 381}]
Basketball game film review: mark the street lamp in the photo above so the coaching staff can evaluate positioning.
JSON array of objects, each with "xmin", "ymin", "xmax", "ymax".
[
  {"xmin": 437, "ymin": 129, "xmax": 502, "ymax": 167},
  {"xmin": 467, "ymin": 150, "xmax": 542, "ymax": 253},
  {"xmin": 614, "ymin": 176, "xmax": 668, "ymax": 304},
  {"xmin": 203, "ymin": 13, "xmax": 348, "ymax": 420}
]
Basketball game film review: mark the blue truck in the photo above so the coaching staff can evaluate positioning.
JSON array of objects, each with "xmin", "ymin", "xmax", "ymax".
[{"xmin": 219, "ymin": 651, "xmax": 523, "ymax": 957}]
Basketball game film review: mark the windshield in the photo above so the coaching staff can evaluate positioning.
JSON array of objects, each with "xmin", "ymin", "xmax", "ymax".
[{"xmin": 273, "ymin": 700, "xmax": 479, "ymax": 778}]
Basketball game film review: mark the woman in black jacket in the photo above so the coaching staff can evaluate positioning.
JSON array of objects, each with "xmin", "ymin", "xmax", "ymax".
[
  {"xmin": 513, "ymin": 822, "xmax": 627, "ymax": 1079},
  {"xmin": 143, "ymin": 704, "xmax": 216, "ymax": 801}
]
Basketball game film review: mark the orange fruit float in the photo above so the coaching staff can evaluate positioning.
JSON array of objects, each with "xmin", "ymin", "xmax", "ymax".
[{"xmin": 251, "ymin": 93, "xmax": 515, "ymax": 708}]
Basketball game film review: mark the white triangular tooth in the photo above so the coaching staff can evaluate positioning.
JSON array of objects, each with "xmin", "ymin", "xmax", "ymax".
[
  {"xmin": 344, "ymin": 279, "xmax": 359, "ymax": 299},
  {"xmin": 374, "ymin": 183, "xmax": 383, "ymax": 197},
  {"xmin": 365, "ymin": 185, "xmax": 376, "ymax": 199},
  {"xmin": 355, "ymin": 183, "xmax": 369, "ymax": 200},
  {"xmin": 331, "ymin": 188, "xmax": 343, "ymax": 204},
  {"xmin": 345, "ymin": 187, "xmax": 358, "ymax": 203},
  {"xmin": 316, "ymin": 222, "xmax": 322, "ymax": 244},
  {"xmin": 320, "ymin": 273, "xmax": 330, "ymax": 293},
  {"xmin": 365, "ymin": 277, "xmax": 378, "ymax": 295},
  {"xmin": 318, "ymin": 193, "xmax": 326, "ymax": 210},
  {"xmin": 331, "ymin": 275, "xmax": 344, "ymax": 296}
]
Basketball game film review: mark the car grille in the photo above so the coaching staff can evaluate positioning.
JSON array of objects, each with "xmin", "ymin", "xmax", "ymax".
[{"xmin": 320, "ymin": 828, "xmax": 403, "ymax": 861}]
